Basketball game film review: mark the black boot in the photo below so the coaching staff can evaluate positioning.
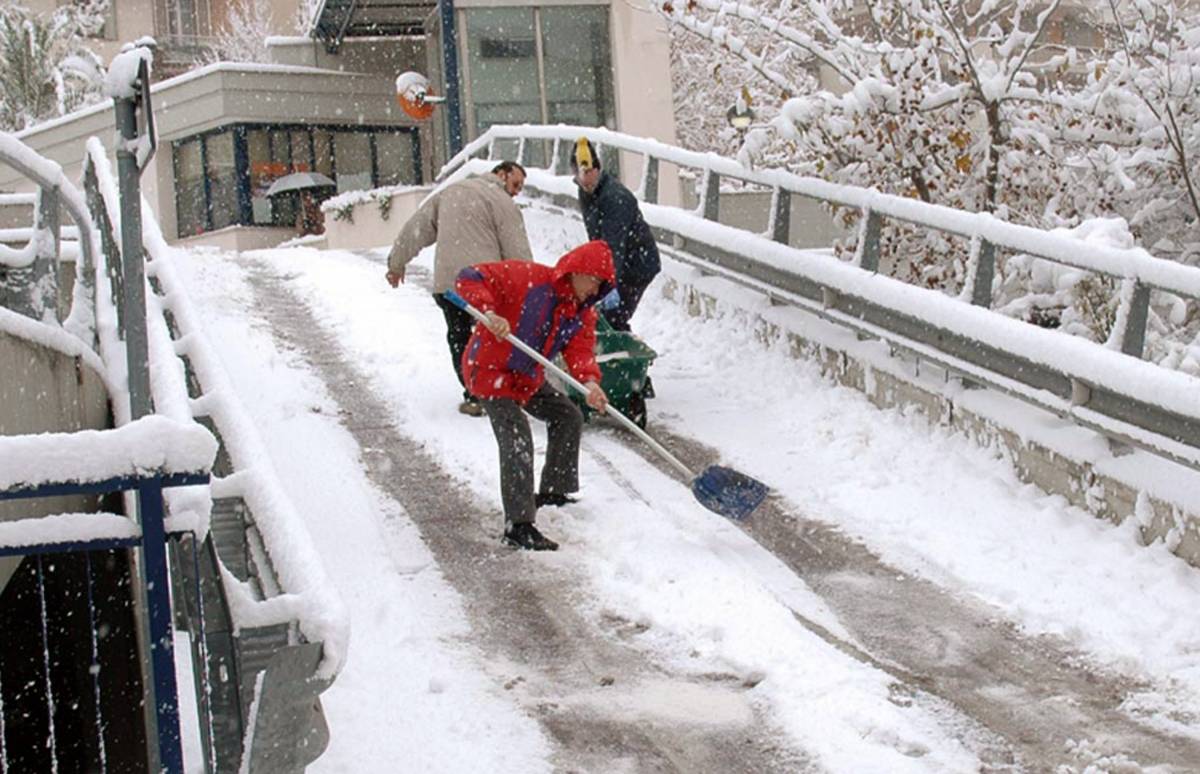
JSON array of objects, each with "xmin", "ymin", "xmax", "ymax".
[
  {"xmin": 503, "ymin": 522, "xmax": 559, "ymax": 551},
  {"xmin": 535, "ymin": 492, "xmax": 579, "ymax": 508}
]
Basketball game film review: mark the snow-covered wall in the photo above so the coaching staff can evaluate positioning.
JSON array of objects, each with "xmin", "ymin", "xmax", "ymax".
[{"xmin": 0, "ymin": 320, "xmax": 110, "ymax": 519}]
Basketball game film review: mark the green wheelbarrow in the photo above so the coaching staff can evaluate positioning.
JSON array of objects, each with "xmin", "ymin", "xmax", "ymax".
[{"xmin": 571, "ymin": 317, "xmax": 657, "ymax": 428}]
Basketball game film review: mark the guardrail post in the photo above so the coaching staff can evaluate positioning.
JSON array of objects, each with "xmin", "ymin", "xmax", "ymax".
[
  {"xmin": 969, "ymin": 238, "xmax": 996, "ymax": 307},
  {"xmin": 0, "ymin": 184, "xmax": 60, "ymax": 322},
  {"xmin": 137, "ymin": 480, "xmax": 185, "ymax": 774},
  {"xmin": 515, "ymin": 137, "xmax": 527, "ymax": 166},
  {"xmin": 857, "ymin": 210, "xmax": 882, "ymax": 272},
  {"xmin": 701, "ymin": 169, "xmax": 720, "ymax": 221},
  {"xmin": 640, "ymin": 156, "xmax": 659, "ymax": 204},
  {"xmin": 114, "ymin": 53, "xmax": 156, "ymax": 419},
  {"xmin": 770, "ymin": 187, "xmax": 791, "ymax": 244},
  {"xmin": 549, "ymin": 138, "xmax": 563, "ymax": 174},
  {"xmin": 32, "ymin": 185, "xmax": 61, "ymax": 321},
  {"xmin": 83, "ymin": 160, "xmax": 126, "ymax": 337},
  {"xmin": 1118, "ymin": 279, "xmax": 1151, "ymax": 359}
]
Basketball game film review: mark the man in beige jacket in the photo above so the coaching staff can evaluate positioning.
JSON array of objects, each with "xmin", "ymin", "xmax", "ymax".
[{"xmin": 386, "ymin": 161, "xmax": 533, "ymax": 415}]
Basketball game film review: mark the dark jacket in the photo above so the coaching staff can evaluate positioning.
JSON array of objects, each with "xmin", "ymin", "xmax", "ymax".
[
  {"xmin": 456, "ymin": 240, "xmax": 616, "ymax": 403},
  {"xmin": 577, "ymin": 172, "xmax": 660, "ymax": 285}
]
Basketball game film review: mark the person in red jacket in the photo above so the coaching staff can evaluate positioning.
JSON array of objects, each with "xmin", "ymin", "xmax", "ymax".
[{"xmin": 455, "ymin": 240, "xmax": 616, "ymax": 551}]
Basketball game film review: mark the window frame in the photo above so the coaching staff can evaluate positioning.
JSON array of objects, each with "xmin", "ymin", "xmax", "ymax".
[
  {"xmin": 457, "ymin": 4, "xmax": 615, "ymax": 145},
  {"xmin": 171, "ymin": 123, "xmax": 422, "ymax": 238}
]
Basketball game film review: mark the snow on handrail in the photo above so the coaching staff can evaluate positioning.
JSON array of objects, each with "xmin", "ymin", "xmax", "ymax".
[
  {"xmin": 80, "ymin": 139, "xmax": 349, "ymax": 677},
  {"xmin": 0, "ymin": 131, "xmax": 100, "ymax": 344},
  {"xmin": 0, "ymin": 513, "xmax": 139, "ymax": 551},
  {"xmin": 443, "ymin": 124, "xmax": 1200, "ymax": 300},
  {"xmin": 0, "ymin": 415, "xmax": 216, "ymax": 493}
]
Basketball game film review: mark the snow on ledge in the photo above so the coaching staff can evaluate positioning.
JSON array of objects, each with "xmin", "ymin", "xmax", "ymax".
[
  {"xmin": 0, "ymin": 512, "xmax": 138, "ymax": 550},
  {"xmin": 104, "ymin": 45, "xmax": 155, "ymax": 100},
  {"xmin": 0, "ymin": 415, "xmax": 217, "ymax": 493}
]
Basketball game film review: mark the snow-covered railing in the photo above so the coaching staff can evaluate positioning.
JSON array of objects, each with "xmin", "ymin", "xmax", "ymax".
[
  {"xmin": 441, "ymin": 125, "xmax": 1200, "ymax": 472},
  {"xmin": 81, "ymin": 136, "xmax": 346, "ymax": 773},
  {"xmin": 0, "ymin": 132, "xmax": 98, "ymax": 342},
  {"xmin": 443, "ymin": 124, "xmax": 1200, "ymax": 358}
]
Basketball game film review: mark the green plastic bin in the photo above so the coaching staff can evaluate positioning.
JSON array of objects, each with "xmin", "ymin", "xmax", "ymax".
[{"xmin": 571, "ymin": 317, "xmax": 657, "ymax": 428}]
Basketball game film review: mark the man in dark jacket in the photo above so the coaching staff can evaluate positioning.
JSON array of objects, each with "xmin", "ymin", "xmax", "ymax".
[
  {"xmin": 570, "ymin": 138, "xmax": 661, "ymax": 332},
  {"xmin": 455, "ymin": 240, "xmax": 616, "ymax": 551}
]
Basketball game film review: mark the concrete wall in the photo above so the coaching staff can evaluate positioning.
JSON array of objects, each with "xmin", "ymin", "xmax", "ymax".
[
  {"xmin": 173, "ymin": 224, "xmax": 298, "ymax": 253},
  {"xmin": 323, "ymin": 187, "xmax": 433, "ymax": 252},
  {"xmin": 679, "ymin": 188, "xmax": 852, "ymax": 250},
  {"xmin": 0, "ymin": 331, "xmax": 112, "ymax": 591},
  {"xmin": 610, "ymin": 0, "xmax": 682, "ymax": 206}
]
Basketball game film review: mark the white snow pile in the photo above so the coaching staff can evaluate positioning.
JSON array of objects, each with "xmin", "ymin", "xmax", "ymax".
[{"xmin": 103, "ymin": 42, "xmax": 155, "ymax": 100}]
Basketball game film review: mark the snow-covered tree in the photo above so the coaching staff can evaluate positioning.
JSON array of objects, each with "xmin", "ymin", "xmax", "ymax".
[
  {"xmin": 657, "ymin": 0, "xmax": 1200, "ymax": 371},
  {"xmin": 1072, "ymin": 0, "xmax": 1200, "ymax": 267},
  {"xmin": 0, "ymin": 2, "xmax": 109, "ymax": 132},
  {"xmin": 208, "ymin": 0, "xmax": 273, "ymax": 64},
  {"xmin": 658, "ymin": 0, "xmax": 1094, "ymax": 291}
]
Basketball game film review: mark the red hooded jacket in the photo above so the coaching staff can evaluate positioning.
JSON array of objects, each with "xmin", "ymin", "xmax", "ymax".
[{"xmin": 456, "ymin": 240, "xmax": 617, "ymax": 403}]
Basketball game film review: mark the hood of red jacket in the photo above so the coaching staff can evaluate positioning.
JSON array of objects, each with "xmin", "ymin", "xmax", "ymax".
[{"xmin": 553, "ymin": 240, "xmax": 616, "ymax": 305}]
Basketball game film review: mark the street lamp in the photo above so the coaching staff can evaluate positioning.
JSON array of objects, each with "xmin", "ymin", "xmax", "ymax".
[{"xmin": 726, "ymin": 103, "xmax": 756, "ymax": 132}]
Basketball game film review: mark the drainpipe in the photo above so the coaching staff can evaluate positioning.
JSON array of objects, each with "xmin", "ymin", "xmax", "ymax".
[{"xmin": 439, "ymin": 0, "xmax": 464, "ymax": 157}]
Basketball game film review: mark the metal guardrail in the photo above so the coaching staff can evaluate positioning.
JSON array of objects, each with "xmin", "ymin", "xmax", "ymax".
[
  {"xmin": 0, "ymin": 133, "xmax": 97, "ymax": 342},
  {"xmin": 0, "ymin": 59, "xmax": 337, "ymax": 771},
  {"xmin": 0, "ymin": 418, "xmax": 214, "ymax": 773},
  {"xmin": 83, "ymin": 127, "xmax": 338, "ymax": 773},
  {"xmin": 439, "ymin": 125, "xmax": 1200, "ymax": 471}
]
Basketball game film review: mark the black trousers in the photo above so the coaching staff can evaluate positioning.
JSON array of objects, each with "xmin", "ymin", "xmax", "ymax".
[
  {"xmin": 480, "ymin": 383, "xmax": 583, "ymax": 525},
  {"xmin": 602, "ymin": 275, "xmax": 652, "ymax": 332},
  {"xmin": 433, "ymin": 292, "xmax": 474, "ymax": 401}
]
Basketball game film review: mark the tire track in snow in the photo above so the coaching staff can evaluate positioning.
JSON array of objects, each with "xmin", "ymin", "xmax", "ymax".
[
  {"xmin": 595, "ymin": 420, "xmax": 1200, "ymax": 771},
  {"xmin": 242, "ymin": 260, "xmax": 816, "ymax": 774}
]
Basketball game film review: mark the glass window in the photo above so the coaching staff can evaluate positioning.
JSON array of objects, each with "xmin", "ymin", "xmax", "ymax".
[
  {"xmin": 291, "ymin": 131, "xmax": 312, "ymax": 172},
  {"xmin": 334, "ymin": 132, "xmax": 373, "ymax": 193},
  {"xmin": 205, "ymin": 132, "xmax": 238, "ymax": 231},
  {"xmin": 464, "ymin": 9, "xmax": 542, "ymax": 136},
  {"xmin": 173, "ymin": 123, "xmax": 418, "ymax": 237},
  {"xmin": 541, "ymin": 7, "xmax": 614, "ymax": 128},
  {"xmin": 174, "ymin": 139, "xmax": 204, "ymax": 237},
  {"xmin": 375, "ymin": 131, "xmax": 417, "ymax": 187},
  {"xmin": 314, "ymin": 130, "xmax": 334, "ymax": 178},
  {"xmin": 246, "ymin": 128, "xmax": 276, "ymax": 225}
]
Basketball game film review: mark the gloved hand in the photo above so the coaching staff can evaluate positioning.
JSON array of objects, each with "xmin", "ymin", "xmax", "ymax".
[{"xmin": 599, "ymin": 288, "xmax": 620, "ymax": 311}]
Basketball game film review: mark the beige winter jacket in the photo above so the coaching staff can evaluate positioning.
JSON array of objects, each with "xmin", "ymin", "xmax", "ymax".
[{"xmin": 386, "ymin": 174, "xmax": 533, "ymax": 293}]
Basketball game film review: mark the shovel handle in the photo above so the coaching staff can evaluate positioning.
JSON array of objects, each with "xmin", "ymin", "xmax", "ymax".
[{"xmin": 444, "ymin": 290, "xmax": 695, "ymax": 480}]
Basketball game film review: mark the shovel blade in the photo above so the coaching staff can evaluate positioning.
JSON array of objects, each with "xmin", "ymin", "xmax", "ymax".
[{"xmin": 691, "ymin": 465, "xmax": 769, "ymax": 521}]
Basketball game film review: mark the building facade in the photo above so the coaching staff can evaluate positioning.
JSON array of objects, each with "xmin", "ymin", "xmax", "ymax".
[{"xmin": 4, "ymin": 0, "xmax": 678, "ymax": 248}]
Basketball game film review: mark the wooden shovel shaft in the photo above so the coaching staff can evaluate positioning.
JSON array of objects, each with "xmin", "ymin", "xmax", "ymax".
[{"xmin": 447, "ymin": 291, "xmax": 696, "ymax": 481}]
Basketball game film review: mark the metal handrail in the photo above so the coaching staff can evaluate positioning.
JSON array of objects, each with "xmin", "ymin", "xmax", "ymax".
[
  {"xmin": 82, "ymin": 123, "xmax": 342, "ymax": 773},
  {"xmin": 440, "ymin": 126, "xmax": 1200, "ymax": 471}
]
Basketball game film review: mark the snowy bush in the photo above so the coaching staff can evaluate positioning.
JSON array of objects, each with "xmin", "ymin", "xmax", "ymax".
[{"xmin": 0, "ymin": 2, "xmax": 109, "ymax": 132}]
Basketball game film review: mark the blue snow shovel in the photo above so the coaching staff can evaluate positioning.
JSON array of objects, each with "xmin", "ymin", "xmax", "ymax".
[{"xmin": 445, "ymin": 291, "xmax": 769, "ymax": 520}]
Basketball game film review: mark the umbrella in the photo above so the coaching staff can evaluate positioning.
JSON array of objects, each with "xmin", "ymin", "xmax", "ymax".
[{"xmin": 264, "ymin": 171, "xmax": 336, "ymax": 197}]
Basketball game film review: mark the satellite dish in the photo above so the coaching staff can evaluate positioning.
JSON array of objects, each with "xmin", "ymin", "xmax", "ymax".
[{"xmin": 395, "ymin": 71, "xmax": 444, "ymax": 120}]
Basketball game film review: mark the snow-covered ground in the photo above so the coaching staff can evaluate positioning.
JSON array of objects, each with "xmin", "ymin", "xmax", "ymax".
[{"xmin": 175, "ymin": 203, "xmax": 1200, "ymax": 772}]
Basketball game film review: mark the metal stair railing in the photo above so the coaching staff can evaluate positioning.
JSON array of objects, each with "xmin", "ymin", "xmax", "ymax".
[
  {"xmin": 0, "ymin": 418, "xmax": 215, "ymax": 773},
  {"xmin": 82, "ymin": 109, "xmax": 345, "ymax": 774},
  {"xmin": 438, "ymin": 124, "xmax": 1200, "ymax": 471}
]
